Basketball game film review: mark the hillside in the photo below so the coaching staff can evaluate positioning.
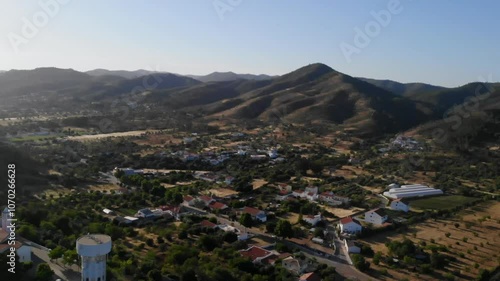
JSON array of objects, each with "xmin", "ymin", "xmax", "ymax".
[
  {"xmin": 188, "ymin": 72, "xmax": 275, "ymax": 82},
  {"xmin": 359, "ymin": 77, "xmax": 446, "ymax": 96},
  {"xmin": 86, "ymin": 69, "xmax": 161, "ymax": 79},
  {"xmin": 189, "ymin": 64, "xmax": 431, "ymax": 135}
]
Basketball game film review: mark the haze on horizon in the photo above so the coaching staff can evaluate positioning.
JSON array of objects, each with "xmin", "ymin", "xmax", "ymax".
[{"xmin": 0, "ymin": 0, "xmax": 499, "ymax": 87}]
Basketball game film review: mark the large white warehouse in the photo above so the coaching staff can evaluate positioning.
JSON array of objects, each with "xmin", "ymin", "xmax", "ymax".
[{"xmin": 383, "ymin": 184, "xmax": 443, "ymax": 199}]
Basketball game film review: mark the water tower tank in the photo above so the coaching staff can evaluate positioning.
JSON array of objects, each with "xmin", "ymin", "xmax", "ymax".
[{"xmin": 76, "ymin": 234, "xmax": 112, "ymax": 281}]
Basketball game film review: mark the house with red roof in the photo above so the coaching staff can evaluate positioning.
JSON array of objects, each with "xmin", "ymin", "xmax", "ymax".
[
  {"xmin": 239, "ymin": 246, "xmax": 274, "ymax": 263},
  {"xmin": 182, "ymin": 195, "xmax": 195, "ymax": 206},
  {"xmin": 197, "ymin": 195, "xmax": 215, "ymax": 206},
  {"xmin": 200, "ymin": 220, "xmax": 218, "ymax": 229},
  {"xmin": 208, "ymin": 201, "xmax": 229, "ymax": 212},
  {"xmin": 338, "ymin": 217, "xmax": 362, "ymax": 234},
  {"xmin": 242, "ymin": 206, "xmax": 267, "ymax": 222}
]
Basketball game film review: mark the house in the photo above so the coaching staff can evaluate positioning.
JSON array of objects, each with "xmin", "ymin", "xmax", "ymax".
[
  {"xmin": 239, "ymin": 246, "xmax": 274, "ymax": 263},
  {"xmin": 182, "ymin": 195, "xmax": 196, "ymax": 206},
  {"xmin": 312, "ymin": 237, "xmax": 324, "ymax": 244},
  {"xmin": 242, "ymin": 207, "xmax": 267, "ymax": 222},
  {"xmin": 208, "ymin": 201, "xmax": 229, "ymax": 212},
  {"xmin": 303, "ymin": 214, "xmax": 322, "ymax": 226},
  {"xmin": 299, "ymin": 272, "xmax": 321, "ymax": 281},
  {"xmin": 319, "ymin": 191, "xmax": 350, "ymax": 206},
  {"xmin": 338, "ymin": 217, "xmax": 362, "ymax": 234},
  {"xmin": 344, "ymin": 239, "xmax": 361, "ymax": 254},
  {"xmin": 282, "ymin": 256, "xmax": 309, "ymax": 275},
  {"xmin": 1, "ymin": 208, "xmax": 31, "ymax": 262},
  {"xmin": 198, "ymin": 195, "xmax": 215, "ymax": 206},
  {"xmin": 275, "ymin": 190, "xmax": 292, "ymax": 201},
  {"xmin": 276, "ymin": 183, "xmax": 292, "ymax": 193},
  {"xmin": 200, "ymin": 220, "xmax": 218, "ymax": 229},
  {"xmin": 218, "ymin": 224, "xmax": 249, "ymax": 241},
  {"xmin": 390, "ymin": 199, "xmax": 410, "ymax": 212},
  {"xmin": 365, "ymin": 208, "xmax": 388, "ymax": 225},
  {"xmin": 292, "ymin": 190, "xmax": 305, "ymax": 198},
  {"xmin": 136, "ymin": 208, "xmax": 155, "ymax": 218}
]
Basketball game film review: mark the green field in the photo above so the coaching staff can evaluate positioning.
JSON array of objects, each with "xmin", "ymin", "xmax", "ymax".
[
  {"xmin": 10, "ymin": 134, "xmax": 62, "ymax": 142},
  {"xmin": 409, "ymin": 195, "xmax": 480, "ymax": 211}
]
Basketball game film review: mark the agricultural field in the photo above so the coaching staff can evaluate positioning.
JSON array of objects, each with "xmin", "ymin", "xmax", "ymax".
[
  {"xmin": 409, "ymin": 195, "xmax": 481, "ymax": 211},
  {"xmin": 363, "ymin": 201, "xmax": 500, "ymax": 281}
]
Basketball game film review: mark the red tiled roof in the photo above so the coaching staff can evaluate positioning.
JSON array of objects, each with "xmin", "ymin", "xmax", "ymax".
[
  {"xmin": 294, "ymin": 190, "xmax": 304, "ymax": 194},
  {"xmin": 208, "ymin": 202, "xmax": 227, "ymax": 210},
  {"xmin": 300, "ymin": 272, "xmax": 321, "ymax": 281},
  {"xmin": 340, "ymin": 217, "xmax": 354, "ymax": 224},
  {"xmin": 278, "ymin": 190, "xmax": 290, "ymax": 195},
  {"xmin": 243, "ymin": 206, "xmax": 262, "ymax": 216},
  {"xmin": 239, "ymin": 246, "xmax": 272, "ymax": 261},
  {"xmin": 183, "ymin": 195, "xmax": 194, "ymax": 202},
  {"xmin": 199, "ymin": 195, "xmax": 214, "ymax": 202},
  {"xmin": 0, "ymin": 241, "xmax": 24, "ymax": 252},
  {"xmin": 200, "ymin": 220, "xmax": 217, "ymax": 228}
]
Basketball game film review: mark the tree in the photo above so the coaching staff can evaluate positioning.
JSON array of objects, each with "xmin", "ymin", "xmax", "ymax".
[
  {"xmin": 351, "ymin": 254, "xmax": 370, "ymax": 272},
  {"xmin": 35, "ymin": 263, "xmax": 54, "ymax": 281},
  {"xmin": 239, "ymin": 213, "xmax": 253, "ymax": 228},
  {"xmin": 266, "ymin": 221, "xmax": 277, "ymax": 233},
  {"xmin": 48, "ymin": 246, "xmax": 64, "ymax": 261},
  {"xmin": 274, "ymin": 220, "xmax": 293, "ymax": 238}
]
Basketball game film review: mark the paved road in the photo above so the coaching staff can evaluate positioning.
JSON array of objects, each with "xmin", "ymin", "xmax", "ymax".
[{"xmin": 31, "ymin": 247, "xmax": 80, "ymax": 281}]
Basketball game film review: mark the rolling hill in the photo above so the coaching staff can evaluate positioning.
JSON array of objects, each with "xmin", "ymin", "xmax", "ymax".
[
  {"xmin": 359, "ymin": 77, "xmax": 446, "ymax": 96},
  {"xmin": 188, "ymin": 72, "xmax": 275, "ymax": 82}
]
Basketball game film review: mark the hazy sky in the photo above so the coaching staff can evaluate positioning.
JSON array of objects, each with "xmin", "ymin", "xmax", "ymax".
[{"xmin": 0, "ymin": 0, "xmax": 499, "ymax": 87}]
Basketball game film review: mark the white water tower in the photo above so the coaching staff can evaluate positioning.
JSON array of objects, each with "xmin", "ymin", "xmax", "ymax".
[{"xmin": 76, "ymin": 234, "xmax": 112, "ymax": 281}]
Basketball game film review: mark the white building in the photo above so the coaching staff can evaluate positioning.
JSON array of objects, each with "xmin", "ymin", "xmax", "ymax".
[
  {"xmin": 319, "ymin": 192, "xmax": 350, "ymax": 206},
  {"xmin": 365, "ymin": 209, "xmax": 388, "ymax": 225},
  {"xmin": 390, "ymin": 199, "xmax": 410, "ymax": 212},
  {"xmin": 76, "ymin": 234, "xmax": 112, "ymax": 281},
  {"xmin": 383, "ymin": 184, "xmax": 443, "ymax": 199},
  {"xmin": 338, "ymin": 217, "xmax": 362, "ymax": 234},
  {"xmin": 303, "ymin": 214, "xmax": 322, "ymax": 226}
]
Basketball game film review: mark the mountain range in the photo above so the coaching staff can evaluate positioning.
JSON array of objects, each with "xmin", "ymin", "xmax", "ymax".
[{"xmin": 1, "ymin": 63, "xmax": 498, "ymax": 140}]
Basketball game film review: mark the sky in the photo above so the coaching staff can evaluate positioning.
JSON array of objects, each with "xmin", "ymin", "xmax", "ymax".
[{"xmin": 0, "ymin": 0, "xmax": 499, "ymax": 87}]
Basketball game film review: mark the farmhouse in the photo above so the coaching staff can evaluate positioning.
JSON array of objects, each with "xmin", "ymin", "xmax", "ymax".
[
  {"xmin": 338, "ymin": 217, "xmax": 362, "ymax": 234},
  {"xmin": 365, "ymin": 208, "xmax": 388, "ymax": 225},
  {"xmin": 242, "ymin": 207, "xmax": 267, "ymax": 222},
  {"xmin": 383, "ymin": 184, "xmax": 443, "ymax": 199},
  {"xmin": 390, "ymin": 198, "xmax": 410, "ymax": 212}
]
